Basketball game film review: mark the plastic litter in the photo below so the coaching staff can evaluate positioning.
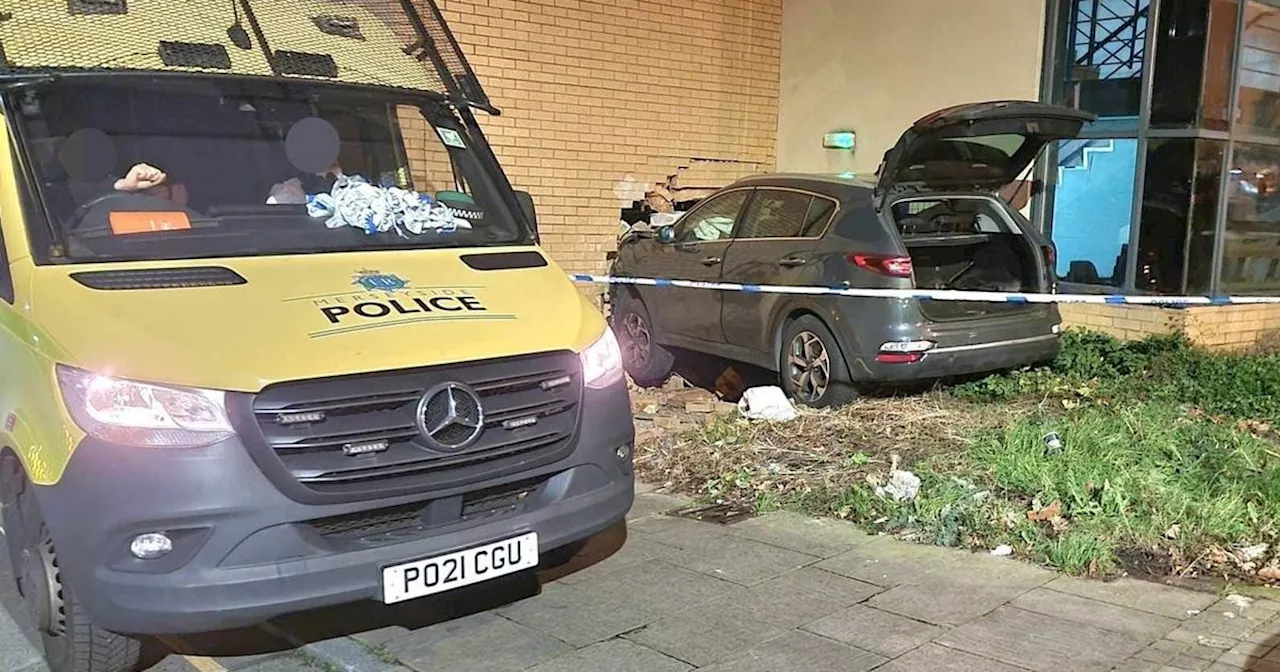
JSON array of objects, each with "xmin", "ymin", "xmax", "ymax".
[
  {"xmin": 737, "ymin": 386, "xmax": 799, "ymax": 422},
  {"xmin": 875, "ymin": 470, "xmax": 921, "ymax": 502},
  {"xmin": 991, "ymin": 545, "xmax": 1014, "ymax": 557},
  {"xmin": 1227, "ymin": 594, "xmax": 1254, "ymax": 611},
  {"xmin": 305, "ymin": 175, "xmax": 473, "ymax": 237},
  {"xmin": 1042, "ymin": 432, "xmax": 1064, "ymax": 453}
]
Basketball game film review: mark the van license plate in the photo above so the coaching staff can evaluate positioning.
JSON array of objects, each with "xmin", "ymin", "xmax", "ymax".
[{"xmin": 381, "ymin": 532, "xmax": 539, "ymax": 604}]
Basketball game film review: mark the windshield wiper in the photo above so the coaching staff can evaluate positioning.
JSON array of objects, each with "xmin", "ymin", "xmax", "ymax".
[{"xmin": 0, "ymin": 73, "xmax": 61, "ymax": 91}]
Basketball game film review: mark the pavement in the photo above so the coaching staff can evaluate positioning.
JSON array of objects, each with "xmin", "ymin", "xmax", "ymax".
[{"xmin": 4, "ymin": 485, "xmax": 1280, "ymax": 672}]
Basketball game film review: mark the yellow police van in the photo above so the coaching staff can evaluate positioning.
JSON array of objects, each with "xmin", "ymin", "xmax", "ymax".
[{"xmin": 0, "ymin": 2, "xmax": 635, "ymax": 670}]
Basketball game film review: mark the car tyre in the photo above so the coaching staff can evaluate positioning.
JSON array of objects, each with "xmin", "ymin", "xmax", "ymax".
[
  {"xmin": 611, "ymin": 295, "xmax": 674, "ymax": 387},
  {"xmin": 1, "ymin": 458, "xmax": 142, "ymax": 672},
  {"xmin": 779, "ymin": 315, "xmax": 857, "ymax": 408}
]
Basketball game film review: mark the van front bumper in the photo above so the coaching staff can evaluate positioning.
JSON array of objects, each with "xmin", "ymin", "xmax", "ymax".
[{"xmin": 31, "ymin": 381, "xmax": 635, "ymax": 636}]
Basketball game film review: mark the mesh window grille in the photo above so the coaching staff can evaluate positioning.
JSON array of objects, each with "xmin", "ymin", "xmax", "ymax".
[{"xmin": 0, "ymin": 0, "xmax": 489, "ymax": 107}]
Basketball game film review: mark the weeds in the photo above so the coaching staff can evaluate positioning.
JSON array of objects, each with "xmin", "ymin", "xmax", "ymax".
[{"xmin": 637, "ymin": 329, "xmax": 1280, "ymax": 580}]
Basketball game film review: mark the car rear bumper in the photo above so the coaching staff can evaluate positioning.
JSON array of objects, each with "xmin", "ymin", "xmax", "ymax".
[
  {"xmin": 32, "ymin": 382, "xmax": 635, "ymax": 635},
  {"xmin": 864, "ymin": 333, "xmax": 1062, "ymax": 381}
]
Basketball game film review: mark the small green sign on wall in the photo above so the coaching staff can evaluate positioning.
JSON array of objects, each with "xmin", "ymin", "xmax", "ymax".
[{"xmin": 823, "ymin": 129, "xmax": 856, "ymax": 152}]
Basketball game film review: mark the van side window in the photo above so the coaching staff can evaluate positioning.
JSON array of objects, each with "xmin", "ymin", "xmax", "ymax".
[
  {"xmin": 675, "ymin": 191, "xmax": 750, "ymax": 243},
  {"xmin": 0, "ymin": 223, "xmax": 12, "ymax": 304},
  {"xmin": 737, "ymin": 190, "xmax": 811, "ymax": 239}
]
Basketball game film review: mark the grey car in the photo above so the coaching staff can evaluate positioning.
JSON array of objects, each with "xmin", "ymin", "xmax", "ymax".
[{"xmin": 609, "ymin": 101, "xmax": 1096, "ymax": 407}]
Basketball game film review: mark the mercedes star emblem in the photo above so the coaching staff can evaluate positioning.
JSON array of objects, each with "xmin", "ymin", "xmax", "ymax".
[{"xmin": 416, "ymin": 382, "xmax": 485, "ymax": 451}]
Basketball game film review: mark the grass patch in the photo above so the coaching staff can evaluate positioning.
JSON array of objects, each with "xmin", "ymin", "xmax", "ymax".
[{"xmin": 636, "ymin": 329, "xmax": 1280, "ymax": 580}]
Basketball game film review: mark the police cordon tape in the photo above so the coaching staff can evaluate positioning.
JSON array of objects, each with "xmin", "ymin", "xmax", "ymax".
[{"xmin": 569, "ymin": 274, "xmax": 1280, "ymax": 306}]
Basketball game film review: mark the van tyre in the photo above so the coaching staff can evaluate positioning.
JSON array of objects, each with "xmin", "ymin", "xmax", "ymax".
[
  {"xmin": 612, "ymin": 296, "xmax": 674, "ymax": 387},
  {"xmin": 780, "ymin": 316, "xmax": 857, "ymax": 408},
  {"xmin": 0, "ymin": 459, "xmax": 141, "ymax": 672}
]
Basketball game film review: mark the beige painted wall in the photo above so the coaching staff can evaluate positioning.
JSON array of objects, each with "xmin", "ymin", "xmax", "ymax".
[{"xmin": 777, "ymin": 0, "xmax": 1048, "ymax": 176}]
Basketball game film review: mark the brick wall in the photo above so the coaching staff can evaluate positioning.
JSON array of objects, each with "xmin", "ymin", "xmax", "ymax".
[
  {"xmin": 424, "ymin": 0, "xmax": 783, "ymax": 276},
  {"xmin": 1060, "ymin": 304, "xmax": 1280, "ymax": 351}
]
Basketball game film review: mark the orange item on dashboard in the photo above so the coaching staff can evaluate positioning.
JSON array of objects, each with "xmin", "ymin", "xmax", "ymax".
[{"xmin": 108, "ymin": 211, "xmax": 192, "ymax": 235}]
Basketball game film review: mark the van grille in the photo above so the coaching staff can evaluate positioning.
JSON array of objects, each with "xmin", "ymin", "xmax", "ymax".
[{"xmin": 249, "ymin": 352, "xmax": 581, "ymax": 499}]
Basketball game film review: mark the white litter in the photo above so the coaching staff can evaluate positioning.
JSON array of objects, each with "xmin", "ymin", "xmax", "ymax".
[
  {"xmin": 305, "ymin": 175, "xmax": 472, "ymax": 237},
  {"xmin": 1241, "ymin": 544, "xmax": 1270, "ymax": 562},
  {"xmin": 737, "ymin": 387, "xmax": 799, "ymax": 422},
  {"xmin": 1226, "ymin": 594, "xmax": 1254, "ymax": 611},
  {"xmin": 875, "ymin": 470, "xmax": 922, "ymax": 502},
  {"xmin": 991, "ymin": 545, "xmax": 1014, "ymax": 557}
]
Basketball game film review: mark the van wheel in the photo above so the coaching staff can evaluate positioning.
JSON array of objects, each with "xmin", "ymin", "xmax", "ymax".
[
  {"xmin": 612, "ymin": 296, "xmax": 674, "ymax": 387},
  {"xmin": 779, "ymin": 316, "xmax": 857, "ymax": 408},
  {"xmin": 4, "ymin": 464, "xmax": 141, "ymax": 672}
]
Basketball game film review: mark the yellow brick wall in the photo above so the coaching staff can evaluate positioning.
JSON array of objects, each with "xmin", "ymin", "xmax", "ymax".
[
  {"xmin": 1059, "ymin": 304, "xmax": 1183, "ymax": 341},
  {"xmin": 1184, "ymin": 305, "xmax": 1280, "ymax": 352},
  {"xmin": 427, "ymin": 0, "xmax": 783, "ymax": 274},
  {"xmin": 1060, "ymin": 304, "xmax": 1280, "ymax": 351}
]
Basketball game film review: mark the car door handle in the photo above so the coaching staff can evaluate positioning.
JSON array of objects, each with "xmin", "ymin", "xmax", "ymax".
[
  {"xmin": 778, "ymin": 257, "xmax": 807, "ymax": 267},
  {"xmin": 701, "ymin": 256, "xmax": 723, "ymax": 266}
]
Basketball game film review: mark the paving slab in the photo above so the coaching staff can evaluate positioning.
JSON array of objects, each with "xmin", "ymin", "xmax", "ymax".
[
  {"xmin": 1011, "ymin": 587, "xmax": 1179, "ymax": 642},
  {"xmin": 697, "ymin": 630, "xmax": 885, "ymax": 672},
  {"xmin": 628, "ymin": 516, "xmax": 820, "ymax": 586},
  {"xmin": 496, "ymin": 560, "xmax": 739, "ymax": 646},
  {"xmin": 383, "ymin": 612, "xmax": 571, "ymax": 672},
  {"xmin": 627, "ymin": 492, "xmax": 691, "ymax": 522},
  {"xmin": 726, "ymin": 512, "xmax": 868, "ymax": 559},
  {"xmin": 1044, "ymin": 577, "xmax": 1218, "ymax": 620},
  {"xmin": 803, "ymin": 604, "xmax": 942, "ymax": 658},
  {"xmin": 874, "ymin": 643, "xmax": 1030, "ymax": 672},
  {"xmin": 763, "ymin": 565, "xmax": 883, "ymax": 605},
  {"xmin": 553, "ymin": 532, "xmax": 682, "ymax": 587},
  {"xmin": 937, "ymin": 606, "xmax": 1148, "ymax": 672},
  {"xmin": 622, "ymin": 567, "xmax": 858, "ymax": 666},
  {"xmin": 818, "ymin": 534, "xmax": 1053, "ymax": 592},
  {"xmin": 525, "ymin": 639, "xmax": 689, "ymax": 672},
  {"xmin": 866, "ymin": 578, "xmax": 1043, "ymax": 626}
]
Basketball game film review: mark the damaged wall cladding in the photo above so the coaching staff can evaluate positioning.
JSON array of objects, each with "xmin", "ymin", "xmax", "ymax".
[{"xmin": 426, "ymin": 0, "xmax": 783, "ymax": 276}]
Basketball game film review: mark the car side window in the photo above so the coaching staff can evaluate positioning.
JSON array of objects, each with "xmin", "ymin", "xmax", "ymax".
[
  {"xmin": 799, "ymin": 197, "xmax": 837, "ymax": 237},
  {"xmin": 736, "ymin": 190, "xmax": 812, "ymax": 240},
  {"xmin": 676, "ymin": 191, "xmax": 750, "ymax": 243}
]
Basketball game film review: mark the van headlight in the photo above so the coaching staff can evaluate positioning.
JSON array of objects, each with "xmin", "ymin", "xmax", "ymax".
[
  {"xmin": 56, "ymin": 365, "xmax": 234, "ymax": 448},
  {"xmin": 580, "ymin": 328, "xmax": 624, "ymax": 389}
]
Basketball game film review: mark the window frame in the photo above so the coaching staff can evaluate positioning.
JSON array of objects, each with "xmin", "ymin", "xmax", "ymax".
[
  {"xmin": 729, "ymin": 186, "xmax": 841, "ymax": 242},
  {"xmin": 0, "ymin": 220, "xmax": 11, "ymax": 304}
]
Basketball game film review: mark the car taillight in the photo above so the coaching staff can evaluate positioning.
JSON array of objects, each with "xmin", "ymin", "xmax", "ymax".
[
  {"xmin": 876, "ymin": 340, "xmax": 936, "ymax": 364},
  {"xmin": 849, "ymin": 253, "xmax": 913, "ymax": 278}
]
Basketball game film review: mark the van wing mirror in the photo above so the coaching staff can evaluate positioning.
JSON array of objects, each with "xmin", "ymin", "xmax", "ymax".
[{"xmin": 514, "ymin": 190, "xmax": 537, "ymax": 231}]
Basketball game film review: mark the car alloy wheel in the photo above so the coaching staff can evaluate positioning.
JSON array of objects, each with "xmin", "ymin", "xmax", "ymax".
[
  {"xmin": 787, "ymin": 331, "xmax": 831, "ymax": 403},
  {"xmin": 622, "ymin": 312, "xmax": 652, "ymax": 370}
]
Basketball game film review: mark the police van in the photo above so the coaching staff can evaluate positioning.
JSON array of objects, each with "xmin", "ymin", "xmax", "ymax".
[{"xmin": 0, "ymin": 2, "xmax": 635, "ymax": 670}]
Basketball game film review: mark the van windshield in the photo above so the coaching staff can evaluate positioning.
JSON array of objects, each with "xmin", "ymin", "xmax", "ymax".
[{"xmin": 13, "ymin": 75, "xmax": 530, "ymax": 264}]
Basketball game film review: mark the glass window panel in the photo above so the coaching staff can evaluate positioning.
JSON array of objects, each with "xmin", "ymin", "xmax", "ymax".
[
  {"xmin": 1222, "ymin": 142, "xmax": 1280, "ymax": 295},
  {"xmin": 1050, "ymin": 138, "xmax": 1140, "ymax": 287},
  {"xmin": 1136, "ymin": 139, "xmax": 1225, "ymax": 295},
  {"xmin": 1150, "ymin": 0, "xmax": 1240, "ymax": 130},
  {"xmin": 1237, "ymin": 1, "xmax": 1280, "ymax": 137},
  {"xmin": 1052, "ymin": 0, "xmax": 1152, "ymax": 129}
]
